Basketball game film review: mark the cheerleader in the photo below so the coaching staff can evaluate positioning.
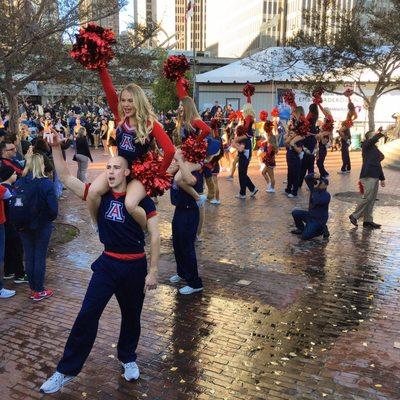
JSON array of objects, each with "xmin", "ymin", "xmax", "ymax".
[
  {"xmin": 208, "ymin": 125, "xmax": 224, "ymax": 205},
  {"xmin": 233, "ymin": 102, "xmax": 258, "ymax": 198},
  {"xmin": 87, "ymin": 68, "xmax": 175, "ymax": 230},
  {"xmin": 260, "ymin": 122, "xmax": 278, "ymax": 193}
]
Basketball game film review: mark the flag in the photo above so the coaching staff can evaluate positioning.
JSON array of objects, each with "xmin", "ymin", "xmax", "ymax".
[{"xmin": 185, "ymin": 0, "xmax": 195, "ymax": 20}]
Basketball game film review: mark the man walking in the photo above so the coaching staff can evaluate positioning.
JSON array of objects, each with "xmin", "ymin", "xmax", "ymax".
[
  {"xmin": 40, "ymin": 133, "xmax": 159, "ymax": 393},
  {"xmin": 349, "ymin": 129, "xmax": 386, "ymax": 229}
]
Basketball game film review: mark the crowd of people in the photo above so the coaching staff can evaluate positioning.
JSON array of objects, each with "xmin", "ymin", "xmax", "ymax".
[{"xmin": 0, "ymin": 72, "xmax": 388, "ymax": 394}]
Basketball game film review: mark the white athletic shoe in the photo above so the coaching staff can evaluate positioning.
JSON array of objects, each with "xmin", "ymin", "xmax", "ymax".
[
  {"xmin": 122, "ymin": 361, "xmax": 140, "ymax": 381},
  {"xmin": 179, "ymin": 286, "xmax": 203, "ymax": 295},
  {"xmin": 235, "ymin": 194, "xmax": 246, "ymax": 199},
  {"xmin": 169, "ymin": 274, "xmax": 182, "ymax": 284},
  {"xmin": 0, "ymin": 288, "xmax": 16, "ymax": 299},
  {"xmin": 287, "ymin": 193, "xmax": 297, "ymax": 198},
  {"xmin": 266, "ymin": 188, "xmax": 275, "ymax": 193},
  {"xmin": 210, "ymin": 199, "xmax": 221, "ymax": 205},
  {"xmin": 196, "ymin": 194, "xmax": 207, "ymax": 208},
  {"xmin": 40, "ymin": 371, "xmax": 75, "ymax": 393},
  {"xmin": 250, "ymin": 188, "xmax": 259, "ymax": 197}
]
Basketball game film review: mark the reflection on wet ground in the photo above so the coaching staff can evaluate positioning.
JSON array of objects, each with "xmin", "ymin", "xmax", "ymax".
[{"xmin": 1, "ymin": 150, "xmax": 400, "ymax": 399}]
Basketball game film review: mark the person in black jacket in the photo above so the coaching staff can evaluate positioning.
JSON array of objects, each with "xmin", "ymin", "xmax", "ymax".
[
  {"xmin": 349, "ymin": 129, "xmax": 386, "ymax": 229},
  {"xmin": 291, "ymin": 173, "xmax": 331, "ymax": 240},
  {"xmin": 74, "ymin": 127, "xmax": 93, "ymax": 182}
]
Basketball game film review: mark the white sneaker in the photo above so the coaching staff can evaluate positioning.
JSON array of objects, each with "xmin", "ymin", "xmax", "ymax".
[
  {"xmin": 40, "ymin": 371, "xmax": 75, "ymax": 393},
  {"xmin": 196, "ymin": 194, "xmax": 207, "ymax": 208},
  {"xmin": 122, "ymin": 361, "xmax": 140, "ymax": 381},
  {"xmin": 169, "ymin": 274, "xmax": 182, "ymax": 284},
  {"xmin": 210, "ymin": 199, "xmax": 221, "ymax": 205},
  {"xmin": 250, "ymin": 188, "xmax": 259, "ymax": 197},
  {"xmin": 235, "ymin": 194, "xmax": 246, "ymax": 199},
  {"xmin": 179, "ymin": 286, "xmax": 203, "ymax": 295},
  {"xmin": 0, "ymin": 288, "xmax": 16, "ymax": 298},
  {"xmin": 287, "ymin": 193, "xmax": 297, "ymax": 198},
  {"xmin": 266, "ymin": 188, "xmax": 275, "ymax": 193}
]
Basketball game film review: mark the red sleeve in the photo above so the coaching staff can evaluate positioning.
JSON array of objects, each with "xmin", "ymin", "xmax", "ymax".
[
  {"xmin": 98, "ymin": 68, "xmax": 120, "ymax": 124},
  {"xmin": 151, "ymin": 121, "xmax": 175, "ymax": 173},
  {"xmin": 0, "ymin": 185, "xmax": 6, "ymax": 199},
  {"xmin": 244, "ymin": 116, "xmax": 254, "ymax": 130},
  {"xmin": 192, "ymin": 119, "xmax": 211, "ymax": 142}
]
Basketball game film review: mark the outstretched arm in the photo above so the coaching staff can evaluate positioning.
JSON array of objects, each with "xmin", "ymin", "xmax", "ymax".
[
  {"xmin": 151, "ymin": 121, "xmax": 176, "ymax": 173},
  {"xmin": 192, "ymin": 119, "xmax": 211, "ymax": 141},
  {"xmin": 98, "ymin": 68, "xmax": 120, "ymax": 124},
  {"xmin": 49, "ymin": 131, "xmax": 86, "ymax": 198}
]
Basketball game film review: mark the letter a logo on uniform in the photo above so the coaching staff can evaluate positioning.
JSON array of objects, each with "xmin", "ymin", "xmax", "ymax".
[
  {"xmin": 120, "ymin": 134, "xmax": 135, "ymax": 151},
  {"xmin": 105, "ymin": 201, "xmax": 125, "ymax": 223}
]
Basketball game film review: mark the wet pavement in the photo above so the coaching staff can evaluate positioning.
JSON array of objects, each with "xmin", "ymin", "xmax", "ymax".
[{"xmin": 1, "ymin": 149, "xmax": 400, "ymax": 400}]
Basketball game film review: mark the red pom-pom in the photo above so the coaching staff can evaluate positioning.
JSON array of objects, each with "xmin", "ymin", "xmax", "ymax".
[
  {"xmin": 228, "ymin": 111, "xmax": 236, "ymax": 122},
  {"xmin": 312, "ymin": 88, "xmax": 324, "ymax": 104},
  {"xmin": 131, "ymin": 151, "xmax": 172, "ymax": 197},
  {"xmin": 70, "ymin": 23, "xmax": 116, "ymax": 70},
  {"xmin": 263, "ymin": 120, "xmax": 273, "ymax": 134},
  {"xmin": 163, "ymin": 55, "xmax": 190, "ymax": 82},
  {"xmin": 344, "ymin": 88, "xmax": 354, "ymax": 97},
  {"xmin": 322, "ymin": 115, "xmax": 334, "ymax": 132},
  {"xmin": 259, "ymin": 110, "xmax": 268, "ymax": 121},
  {"xmin": 296, "ymin": 116, "xmax": 310, "ymax": 136},
  {"xmin": 181, "ymin": 136, "xmax": 207, "ymax": 163},
  {"xmin": 236, "ymin": 110, "xmax": 243, "ymax": 120},
  {"xmin": 283, "ymin": 90, "xmax": 296, "ymax": 108},
  {"xmin": 242, "ymin": 83, "xmax": 255, "ymax": 100},
  {"xmin": 271, "ymin": 107, "xmax": 279, "ymax": 118}
]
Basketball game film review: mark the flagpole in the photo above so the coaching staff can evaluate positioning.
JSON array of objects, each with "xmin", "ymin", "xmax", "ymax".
[{"xmin": 192, "ymin": 5, "xmax": 197, "ymax": 106}]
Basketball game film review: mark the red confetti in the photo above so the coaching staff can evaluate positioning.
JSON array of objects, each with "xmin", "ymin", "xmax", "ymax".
[
  {"xmin": 163, "ymin": 55, "xmax": 190, "ymax": 81},
  {"xmin": 70, "ymin": 23, "xmax": 116, "ymax": 70},
  {"xmin": 181, "ymin": 136, "xmax": 207, "ymax": 163},
  {"xmin": 131, "ymin": 151, "xmax": 172, "ymax": 197},
  {"xmin": 271, "ymin": 107, "xmax": 280, "ymax": 118},
  {"xmin": 259, "ymin": 110, "xmax": 268, "ymax": 121}
]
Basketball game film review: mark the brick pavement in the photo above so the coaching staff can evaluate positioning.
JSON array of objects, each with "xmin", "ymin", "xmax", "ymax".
[{"xmin": 1, "ymin": 149, "xmax": 400, "ymax": 400}]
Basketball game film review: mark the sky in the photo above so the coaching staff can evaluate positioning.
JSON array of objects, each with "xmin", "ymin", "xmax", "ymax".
[{"xmin": 120, "ymin": 0, "xmax": 134, "ymax": 33}]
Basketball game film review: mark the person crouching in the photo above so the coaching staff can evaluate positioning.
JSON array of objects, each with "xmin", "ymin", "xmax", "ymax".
[{"xmin": 291, "ymin": 173, "xmax": 330, "ymax": 240}]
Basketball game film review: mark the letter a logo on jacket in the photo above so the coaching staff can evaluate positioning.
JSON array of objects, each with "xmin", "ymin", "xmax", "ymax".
[
  {"xmin": 105, "ymin": 201, "xmax": 125, "ymax": 223},
  {"xmin": 120, "ymin": 133, "xmax": 135, "ymax": 151}
]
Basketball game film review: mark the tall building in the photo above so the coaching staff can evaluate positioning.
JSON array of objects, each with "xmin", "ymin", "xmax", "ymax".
[{"xmin": 80, "ymin": 0, "xmax": 120, "ymax": 35}]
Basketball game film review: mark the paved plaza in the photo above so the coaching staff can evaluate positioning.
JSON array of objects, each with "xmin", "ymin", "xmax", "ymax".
[{"xmin": 1, "ymin": 149, "xmax": 400, "ymax": 400}]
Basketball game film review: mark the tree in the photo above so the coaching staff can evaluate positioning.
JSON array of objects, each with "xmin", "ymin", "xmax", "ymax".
[
  {"xmin": 151, "ymin": 50, "xmax": 193, "ymax": 112},
  {"xmin": 0, "ymin": 0, "xmax": 158, "ymax": 134},
  {"xmin": 246, "ymin": 0, "xmax": 400, "ymax": 131}
]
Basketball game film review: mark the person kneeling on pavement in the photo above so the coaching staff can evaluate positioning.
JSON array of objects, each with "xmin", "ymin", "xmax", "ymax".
[{"xmin": 291, "ymin": 173, "xmax": 331, "ymax": 240}]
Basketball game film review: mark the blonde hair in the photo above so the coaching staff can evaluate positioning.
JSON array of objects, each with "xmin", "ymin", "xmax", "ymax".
[
  {"xmin": 181, "ymin": 97, "xmax": 201, "ymax": 132},
  {"xmin": 119, "ymin": 84, "xmax": 157, "ymax": 145},
  {"xmin": 243, "ymin": 103, "xmax": 255, "ymax": 118},
  {"xmin": 26, "ymin": 153, "xmax": 47, "ymax": 179}
]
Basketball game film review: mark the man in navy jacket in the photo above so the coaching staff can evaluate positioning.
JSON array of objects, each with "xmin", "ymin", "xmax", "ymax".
[{"xmin": 291, "ymin": 173, "xmax": 331, "ymax": 240}]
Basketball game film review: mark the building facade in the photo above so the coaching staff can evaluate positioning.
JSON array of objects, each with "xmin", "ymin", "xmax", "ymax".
[{"xmin": 80, "ymin": 0, "xmax": 120, "ymax": 34}]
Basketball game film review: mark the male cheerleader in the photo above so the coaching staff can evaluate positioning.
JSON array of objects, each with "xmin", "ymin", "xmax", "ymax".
[{"xmin": 40, "ymin": 133, "xmax": 159, "ymax": 393}]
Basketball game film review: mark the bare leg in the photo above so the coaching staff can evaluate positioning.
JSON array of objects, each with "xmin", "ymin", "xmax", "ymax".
[
  {"xmin": 212, "ymin": 175, "xmax": 220, "ymax": 201},
  {"xmin": 229, "ymin": 156, "xmax": 238, "ymax": 178},
  {"xmin": 110, "ymin": 146, "xmax": 117, "ymax": 157},
  {"xmin": 125, "ymin": 180, "xmax": 147, "ymax": 230},
  {"xmin": 205, "ymin": 176, "xmax": 215, "ymax": 200},
  {"xmin": 87, "ymin": 171, "xmax": 109, "ymax": 228},
  {"xmin": 102, "ymin": 140, "xmax": 109, "ymax": 155},
  {"xmin": 261, "ymin": 165, "xmax": 270, "ymax": 185},
  {"xmin": 267, "ymin": 167, "xmax": 275, "ymax": 189}
]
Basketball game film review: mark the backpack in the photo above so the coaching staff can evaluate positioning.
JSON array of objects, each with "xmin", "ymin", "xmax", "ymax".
[{"xmin": 9, "ymin": 175, "xmax": 41, "ymax": 230}]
